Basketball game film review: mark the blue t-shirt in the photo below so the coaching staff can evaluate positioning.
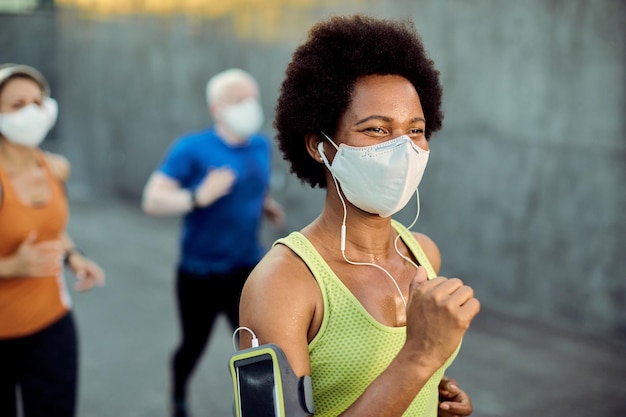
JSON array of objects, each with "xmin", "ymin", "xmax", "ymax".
[{"xmin": 158, "ymin": 127, "xmax": 271, "ymax": 274}]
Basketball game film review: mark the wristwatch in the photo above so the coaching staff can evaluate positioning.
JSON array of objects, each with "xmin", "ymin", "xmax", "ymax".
[{"xmin": 64, "ymin": 248, "xmax": 84, "ymax": 265}]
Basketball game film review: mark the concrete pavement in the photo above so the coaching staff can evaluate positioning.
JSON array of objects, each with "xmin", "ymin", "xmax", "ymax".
[{"xmin": 65, "ymin": 196, "xmax": 626, "ymax": 417}]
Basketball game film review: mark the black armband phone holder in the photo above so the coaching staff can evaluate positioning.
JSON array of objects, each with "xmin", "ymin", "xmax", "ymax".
[{"xmin": 229, "ymin": 343, "xmax": 315, "ymax": 417}]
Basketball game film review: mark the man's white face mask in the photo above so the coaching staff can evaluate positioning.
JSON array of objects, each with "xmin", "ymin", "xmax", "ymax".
[
  {"xmin": 221, "ymin": 98, "xmax": 264, "ymax": 139},
  {"xmin": 0, "ymin": 97, "xmax": 58, "ymax": 147},
  {"xmin": 318, "ymin": 132, "xmax": 429, "ymax": 218}
]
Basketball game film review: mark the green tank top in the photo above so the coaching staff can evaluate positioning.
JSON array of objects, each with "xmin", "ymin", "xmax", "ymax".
[{"xmin": 274, "ymin": 220, "xmax": 459, "ymax": 417}]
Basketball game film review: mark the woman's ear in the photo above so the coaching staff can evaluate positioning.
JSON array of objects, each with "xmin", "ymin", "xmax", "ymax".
[{"xmin": 305, "ymin": 133, "xmax": 324, "ymax": 163}]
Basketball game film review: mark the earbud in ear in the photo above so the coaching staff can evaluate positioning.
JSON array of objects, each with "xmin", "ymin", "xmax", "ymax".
[{"xmin": 317, "ymin": 142, "xmax": 326, "ymax": 163}]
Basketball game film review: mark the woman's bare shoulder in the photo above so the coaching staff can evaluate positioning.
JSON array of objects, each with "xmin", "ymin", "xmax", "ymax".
[
  {"xmin": 243, "ymin": 243, "xmax": 319, "ymax": 304},
  {"xmin": 412, "ymin": 231, "xmax": 441, "ymax": 274},
  {"xmin": 241, "ymin": 242, "xmax": 320, "ymax": 332},
  {"xmin": 240, "ymin": 242, "xmax": 321, "ymax": 374},
  {"xmin": 43, "ymin": 152, "xmax": 71, "ymax": 182}
]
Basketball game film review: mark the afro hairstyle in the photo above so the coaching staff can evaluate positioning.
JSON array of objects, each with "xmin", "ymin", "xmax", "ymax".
[{"xmin": 274, "ymin": 14, "xmax": 444, "ymax": 189}]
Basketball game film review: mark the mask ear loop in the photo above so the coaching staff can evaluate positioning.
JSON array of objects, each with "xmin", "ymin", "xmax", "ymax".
[
  {"xmin": 318, "ymin": 141, "xmax": 349, "ymax": 249},
  {"xmin": 318, "ymin": 136, "xmax": 408, "ymax": 308}
]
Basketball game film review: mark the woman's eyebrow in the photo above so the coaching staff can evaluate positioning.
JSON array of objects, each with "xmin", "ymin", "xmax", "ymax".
[
  {"xmin": 354, "ymin": 115, "xmax": 393, "ymax": 125},
  {"xmin": 355, "ymin": 115, "xmax": 426, "ymax": 125}
]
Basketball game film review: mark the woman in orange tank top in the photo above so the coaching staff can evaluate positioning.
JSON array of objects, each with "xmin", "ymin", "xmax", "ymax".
[{"xmin": 0, "ymin": 64, "xmax": 105, "ymax": 417}]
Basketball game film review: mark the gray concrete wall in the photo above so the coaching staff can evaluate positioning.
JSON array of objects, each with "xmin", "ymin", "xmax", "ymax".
[{"xmin": 1, "ymin": 0, "xmax": 624, "ymax": 337}]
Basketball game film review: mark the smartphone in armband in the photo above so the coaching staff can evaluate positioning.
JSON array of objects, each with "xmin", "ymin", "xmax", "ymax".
[{"xmin": 229, "ymin": 343, "xmax": 314, "ymax": 417}]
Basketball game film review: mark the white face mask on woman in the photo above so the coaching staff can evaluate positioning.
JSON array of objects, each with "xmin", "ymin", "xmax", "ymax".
[
  {"xmin": 318, "ymin": 132, "xmax": 429, "ymax": 218},
  {"xmin": 0, "ymin": 97, "xmax": 58, "ymax": 147},
  {"xmin": 221, "ymin": 97, "xmax": 264, "ymax": 139}
]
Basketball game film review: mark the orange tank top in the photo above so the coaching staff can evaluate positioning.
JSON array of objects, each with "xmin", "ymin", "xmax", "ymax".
[{"xmin": 0, "ymin": 151, "xmax": 70, "ymax": 339}]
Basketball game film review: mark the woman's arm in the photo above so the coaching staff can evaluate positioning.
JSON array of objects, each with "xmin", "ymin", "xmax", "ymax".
[
  {"xmin": 44, "ymin": 152, "xmax": 105, "ymax": 291},
  {"xmin": 0, "ymin": 152, "xmax": 68, "ymax": 279},
  {"xmin": 414, "ymin": 232, "xmax": 475, "ymax": 417},
  {"xmin": 60, "ymin": 232, "xmax": 105, "ymax": 292},
  {"xmin": 240, "ymin": 243, "xmax": 479, "ymax": 417},
  {"xmin": 239, "ymin": 244, "xmax": 319, "ymax": 376},
  {"xmin": 337, "ymin": 268, "xmax": 476, "ymax": 417},
  {"xmin": 0, "ymin": 232, "xmax": 63, "ymax": 278}
]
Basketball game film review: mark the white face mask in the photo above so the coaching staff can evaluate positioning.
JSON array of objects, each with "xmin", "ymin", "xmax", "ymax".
[
  {"xmin": 220, "ymin": 97, "xmax": 264, "ymax": 138},
  {"xmin": 0, "ymin": 97, "xmax": 58, "ymax": 147},
  {"xmin": 318, "ymin": 133, "xmax": 429, "ymax": 218}
]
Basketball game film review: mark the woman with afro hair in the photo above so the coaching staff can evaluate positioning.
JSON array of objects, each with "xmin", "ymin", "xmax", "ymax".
[{"xmin": 239, "ymin": 15, "xmax": 480, "ymax": 417}]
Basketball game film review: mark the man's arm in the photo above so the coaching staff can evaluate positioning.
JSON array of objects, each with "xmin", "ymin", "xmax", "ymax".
[
  {"xmin": 142, "ymin": 167, "xmax": 237, "ymax": 216},
  {"xmin": 263, "ymin": 196, "xmax": 286, "ymax": 227},
  {"xmin": 142, "ymin": 171, "xmax": 194, "ymax": 216}
]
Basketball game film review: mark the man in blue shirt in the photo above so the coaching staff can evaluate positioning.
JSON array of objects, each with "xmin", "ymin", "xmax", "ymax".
[{"xmin": 142, "ymin": 68, "xmax": 285, "ymax": 417}]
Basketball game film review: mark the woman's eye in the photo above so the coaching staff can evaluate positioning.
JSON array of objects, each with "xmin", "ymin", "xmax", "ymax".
[
  {"xmin": 410, "ymin": 128, "xmax": 425, "ymax": 135},
  {"xmin": 9, "ymin": 100, "xmax": 33, "ymax": 111},
  {"xmin": 364, "ymin": 127, "xmax": 386, "ymax": 134}
]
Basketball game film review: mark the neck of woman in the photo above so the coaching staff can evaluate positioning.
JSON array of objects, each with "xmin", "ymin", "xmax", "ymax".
[{"xmin": 0, "ymin": 139, "xmax": 39, "ymax": 172}]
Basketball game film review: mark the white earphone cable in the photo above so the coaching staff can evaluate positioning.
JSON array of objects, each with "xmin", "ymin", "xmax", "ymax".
[{"xmin": 331, "ymin": 172, "xmax": 421, "ymax": 308}]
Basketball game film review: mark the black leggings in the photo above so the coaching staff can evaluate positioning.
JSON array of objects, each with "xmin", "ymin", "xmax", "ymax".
[
  {"xmin": 171, "ymin": 266, "xmax": 252, "ymax": 401},
  {"xmin": 0, "ymin": 312, "xmax": 78, "ymax": 417}
]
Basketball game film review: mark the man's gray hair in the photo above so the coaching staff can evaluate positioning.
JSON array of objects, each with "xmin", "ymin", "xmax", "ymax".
[{"xmin": 205, "ymin": 68, "xmax": 258, "ymax": 106}]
